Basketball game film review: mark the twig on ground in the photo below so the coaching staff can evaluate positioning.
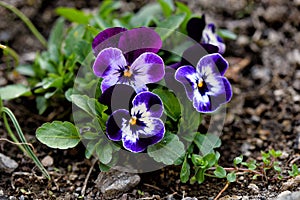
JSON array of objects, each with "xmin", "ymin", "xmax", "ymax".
[
  {"xmin": 143, "ymin": 183, "xmax": 163, "ymax": 191},
  {"xmin": 11, "ymin": 172, "xmax": 32, "ymax": 189},
  {"xmin": 81, "ymin": 158, "xmax": 98, "ymax": 196},
  {"xmin": 0, "ymin": 138, "xmax": 35, "ymax": 151},
  {"xmin": 214, "ymin": 181, "xmax": 230, "ymax": 200}
]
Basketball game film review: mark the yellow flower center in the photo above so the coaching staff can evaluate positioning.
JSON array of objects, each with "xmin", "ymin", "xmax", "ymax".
[
  {"xmin": 198, "ymin": 81, "xmax": 203, "ymax": 88},
  {"xmin": 129, "ymin": 116, "xmax": 137, "ymax": 125},
  {"xmin": 124, "ymin": 66, "xmax": 132, "ymax": 77}
]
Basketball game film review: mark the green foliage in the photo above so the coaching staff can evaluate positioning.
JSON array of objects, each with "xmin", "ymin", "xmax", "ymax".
[
  {"xmin": 5, "ymin": 0, "xmax": 292, "ymax": 187},
  {"xmin": 148, "ymin": 132, "xmax": 185, "ymax": 165},
  {"xmin": 55, "ymin": 7, "xmax": 92, "ymax": 24},
  {"xmin": 152, "ymin": 88, "xmax": 181, "ymax": 121},
  {"xmin": 36, "ymin": 121, "xmax": 81, "ymax": 149},
  {"xmin": 0, "ymin": 84, "xmax": 31, "ymax": 100}
]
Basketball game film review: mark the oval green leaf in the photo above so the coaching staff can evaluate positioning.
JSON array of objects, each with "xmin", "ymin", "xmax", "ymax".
[
  {"xmin": 148, "ymin": 132, "xmax": 185, "ymax": 165},
  {"xmin": 36, "ymin": 121, "xmax": 80, "ymax": 149}
]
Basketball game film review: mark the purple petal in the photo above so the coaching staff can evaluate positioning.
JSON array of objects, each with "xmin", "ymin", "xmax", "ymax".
[
  {"xmin": 99, "ymin": 84, "xmax": 136, "ymax": 114},
  {"xmin": 118, "ymin": 27, "xmax": 162, "ymax": 62},
  {"xmin": 192, "ymin": 93, "xmax": 212, "ymax": 113},
  {"xmin": 197, "ymin": 53, "xmax": 228, "ymax": 76},
  {"xmin": 168, "ymin": 62, "xmax": 182, "ymax": 70},
  {"xmin": 131, "ymin": 91, "xmax": 163, "ymax": 118},
  {"xmin": 222, "ymin": 77, "xmax": 232, "ymax": 102},
  {"xmin": 123, "ymin": 118, "xmax": 165, "ymax": 153},
  {"xmin": 93, "ymin": 47, "xmax": 127, "ymax": 78},
  {"xmin": 186, "ymin": 16, "xmax": 206, "ymax": 42},
  {"xmin": 92, "ymin": 27, "xmax": 127, "ymax": 56},
  {"xmin": 175, "ymin": 65, "xmax": 198, "ymax": 101},
  {"xmin": 101, "ymin": 75, "xmax": 119, "ymax": 93},
  {"xmin": 199, "ymin": 43, "xmax": 219, "ymax": 54},
  {"xmin": 131, "ymin": 52, "xmax": 165, "ymax": 87},
  {"xmin": 194, "ymin": 77, "xmax": 232, "ymax": 113},
  {"xmin": 106, "ymin": 109, "xmax": 130, "ymax": 141}
]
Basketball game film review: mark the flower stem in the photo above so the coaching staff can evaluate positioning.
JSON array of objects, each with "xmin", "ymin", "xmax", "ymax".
[
  {"xmin": 2, "ymin": 112, "xmax": 27, "ymax": 154},
  {"xmin": 0, "ymin": 44, "xmax": 19, "ymax": 66},
  {"xmin": 1, "ymin": 106, "xmax": 50, "ymax": 180},
  {"xmin": 0, "ymin": 1, "xmax": 47, "ymax": 47}
]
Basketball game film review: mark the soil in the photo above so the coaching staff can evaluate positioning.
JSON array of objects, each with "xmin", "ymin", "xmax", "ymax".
[{"xmin": 1, "ymin": 0, "xmax": 300, "ymax": 199}]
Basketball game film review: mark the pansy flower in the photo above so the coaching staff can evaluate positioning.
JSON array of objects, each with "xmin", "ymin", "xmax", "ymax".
[
  {"xmin": 175, "ymin": 53, "xmax": 232, "ymax": 113},
  {"xmin": 92, "ymin": 27, "xmax": 165, "ymax": 92},
  {"xmin": 187, "ymin": 15, "xmax": 225, "ymax": 54},
  {"xmin": 106, "ymin": 91, "xmax": 165, "ymax": 153}
]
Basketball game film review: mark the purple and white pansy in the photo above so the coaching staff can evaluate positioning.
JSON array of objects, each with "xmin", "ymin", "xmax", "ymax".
[
  {"xmin": 202, "ymin": 23, "xmax": 226, "ymax": 54},
  {"xmin": 92, "ymin": 27, "xmax": 165, "ymax": 93},
  {"xmin": 187, "ymin": 15, "xmax": 226, "ymax": 54},
  {"xmin": 106, "ymin": 91, "xmax": 165, "ymax": 153},
  {"xmin": 175, "ymin": 53, "xmax": 232, "ymax": 113}
]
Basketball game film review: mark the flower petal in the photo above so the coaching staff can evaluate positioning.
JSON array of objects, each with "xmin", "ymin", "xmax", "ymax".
[
  {"xmin": 93, "ymin": 47, "xmax": 127, "ymax": 77},
  {"xmin": 118, "ymin": 27, "xmax": 162, "ymax": 62},
  {"xmin": 202, "ymin": 24, "xmax": 226, "ymax": 54},
  {"xmin": 175, "ymin": 65, "xmax": 198, "ymax": 101},
  {"xmin": 99, "ymin": 84, "xmax": 137, "ymax": 114},
  {"xmin": 192, "ymin": 92, "xmax": 212, "ymax": 113},
  {"xmin": 186, "ymin": 16, "xmax": 206, "ymax": 42},
  {"xmin": 106, "ymin": 109, "xmax": 130, "ymax": 141},
  {"xmin": 197, "ymin": 53, "xmax": 228, "ymax": 76},
  {"xmin": 92, "ymin": 27, "xmax": 127, "ymax": 56},
  {"xmin": 209, "ymin": 77, "xmax": 232, "ymax": 106},
  {"xmin": 131, "ymin": 52, "xmax": 165, "ymax": 87},
  {"xmin": 131, "ymin": 91, "xmax": 163, "ymax": 118},
  {"xmin": 123, "ymin": 118, "xmax": 165, "ymax": 153}
]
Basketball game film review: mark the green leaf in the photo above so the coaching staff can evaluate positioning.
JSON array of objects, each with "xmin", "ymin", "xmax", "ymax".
[
  {"xmin": 99, "ymin": 162, "xmax": 111, "ymax": 172},
  {"xmin": 233, "ymin": 155, "xmax": 243, "ymax": 166},
  {"xmin": 55, "ymin": 7, "xmax": 91, "ymax": 24},
  {"xmin": 0, "ymin": 84, "xmax": 31, "ymax": 100},
  {"xmin": 180, "ymin": 156, "xmax": 190, "ymax": 183},
  {"xmin": 194, "ymin": 133, "xmax": 221, "ymax": 156},
  {"xmin": 155, "ymin": 13, "xmax": 186, "ymax": 41},
  {"xmin": 36, "ymin": 121, "xmax": 81, "ymax": 149},
  {"xmin": 217, "ymin": 29, "xmax": 237, "ymax": 40},
  {"xmin": 16, "ymin": 64, "xmax": 35, "ymax": 77},
  {"xmin": 41, "ymin": 77, "xmax": 63, "ymax": 90},
  {"xmin": 227, "ymin": 172, "xmax": 236, "ymax": 182},
  {"xmin": 85, "ymin": 140, "xmax": 98, "ymax": 159},
  {"xmin": 214, "ymin": 166, "xmax": 226, "ymax": 178},
  {"xmin": 96, "ymin": 142, "xmax": 113, "ymax": 165},
  {"xmin": 203, "ymin": 153, "xmax": 219, "ymax": 168},
  {"xmin": 289, "ymin": 164, "xmax": 299, "ymax": 177},
  {"xmin": 175, "ymin": 1, "xmax": 192, "ymax": 33},
  {"xmin": 148, "ymin": 132, "xmax": 185, "ymax": 165},
  {"xmin": 82, "ymin": 131, "xmax": 100, "ymax": 140},
  {"xmin": 130, "ymin": 3, "xmax": 162, "ymax": 27},
  {"xmin": 98, "ymin": 0, "xmax": 121, "ymax": 18},
  {"xmin": 158, "ymin": 0, "xmax": 174, "ymax": 17},
  {"xmin": 191, "ymin": 154, "xmax": 203, "ymax": 166},
  {"xmin": 268, "ymin": 149, "xmax": 282, "ymax": 158},
  {"xmin": 48, "ymin": 18, "xmax": 64, "ymax": 63},
  {"xmin": 195, "ymin": 168, "xmax": 205, "ymax": 184},
  {"xmin": 64, "ymin": 25, "xmax": 86, "ymax": 57},
  {"xmin": 152, "ymin": 88, "xmax": 181, "ymax": 121},
  {"xmin": 273, "ymin": 165, "xmax": 281, "ymax": 172},
  {"xmin": 36, "ymin": 96, "xmax": 48, "ymax": 114},
  {"xmin": 71, "ymin": 94, "xmax": 94, "ymax": 117}
]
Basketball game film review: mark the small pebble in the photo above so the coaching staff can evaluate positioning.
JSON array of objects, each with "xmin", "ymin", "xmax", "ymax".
[
  {"xmin": 0, "ymin": 153, "xmax": 18, "ymax": 173},
  {"xmin": 248, "ymin": 183, "xmax": 260, "ymax": 193},
  {"xmin": 41, "ymin": 155, "xmax": 53, "ymax": 167},
  {"xmin": 277, "ymin": 191, "xmax": 300, "ymax": 200}
]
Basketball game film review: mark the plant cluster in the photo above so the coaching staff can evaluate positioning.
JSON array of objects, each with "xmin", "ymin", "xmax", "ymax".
[{"xmin": 1, "ymin": 0, "xmax": 298, "ymax": 192}]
